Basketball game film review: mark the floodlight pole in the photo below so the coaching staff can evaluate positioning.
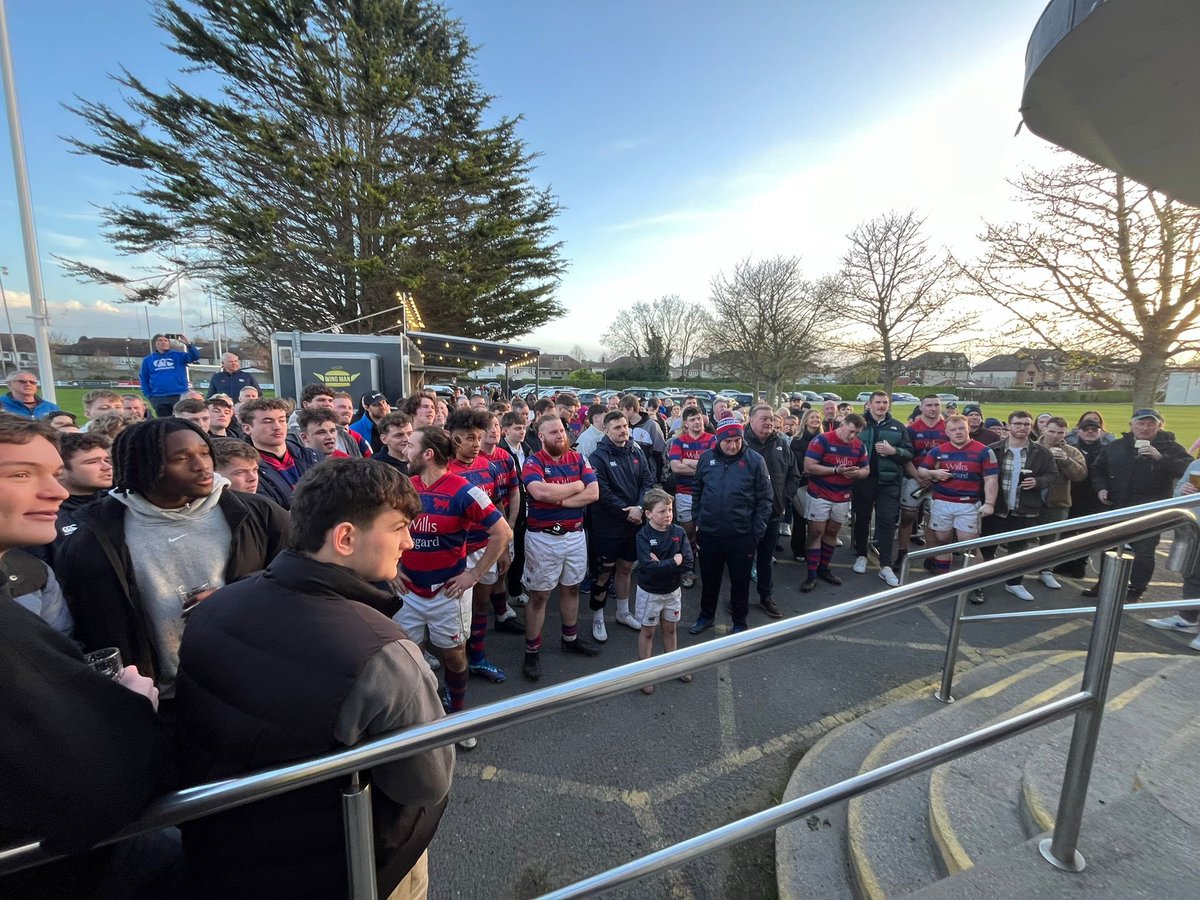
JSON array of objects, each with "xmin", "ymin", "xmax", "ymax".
[{"xmin": 0, "ymin": 0, "xmax": 55, "ymax": 401}]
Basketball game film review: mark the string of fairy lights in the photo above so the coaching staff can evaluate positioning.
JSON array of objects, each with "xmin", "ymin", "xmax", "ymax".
[{"xmin": 397, "ymin": 291, "xmax": 539, "ymax": 370}]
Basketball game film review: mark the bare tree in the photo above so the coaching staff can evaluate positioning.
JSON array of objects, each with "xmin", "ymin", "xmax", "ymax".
[
  {"xmin": 705, "ymin": 257, "xmax": 829, "ymax": 398},
  {"xmin": 961, "ymin": 161, "xmax": 1200, "ymax": 408},
  {"xmin": 832, "ymin": 210, "xmax": 966, "ymax": 392},
  {"xmin": 601, "ymin": 294, "xmax": 711, "ymax": 374}
]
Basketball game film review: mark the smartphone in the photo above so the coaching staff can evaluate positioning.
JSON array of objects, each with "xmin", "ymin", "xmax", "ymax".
[{"xmin": 163, "ymin": 333, "xmax": 182, "ymax": 341}]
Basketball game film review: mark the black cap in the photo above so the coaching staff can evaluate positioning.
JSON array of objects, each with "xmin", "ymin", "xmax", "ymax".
[{"xmin": 362, "ymin": 391, "xmax": 387, "ymax": 405}]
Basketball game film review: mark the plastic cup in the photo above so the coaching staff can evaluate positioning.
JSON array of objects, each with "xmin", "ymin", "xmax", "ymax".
[{"xmin": 83, "ymin": 647, "xmax": 123, "ymax": 680}]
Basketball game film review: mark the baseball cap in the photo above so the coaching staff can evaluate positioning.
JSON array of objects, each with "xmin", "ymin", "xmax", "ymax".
[
  {"xmin": 1131, "ymin": 408, "xmax": 1163, "ymax": 423},
  {"xmin": 962, "ymin": 403, "xmax": 982, "ymax": 416},
  {"xmin": 984, "ymin": 417, "xmax": 1002, "ymax": 428},
  {"xmin": 362, "ymin": 390, "xmax": 387, "ymax": 406}
]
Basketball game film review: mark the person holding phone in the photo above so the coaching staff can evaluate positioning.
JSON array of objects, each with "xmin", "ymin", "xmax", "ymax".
[{"xmin": 139, "ymin": 333, "xmax": 201, "ymax": 417}]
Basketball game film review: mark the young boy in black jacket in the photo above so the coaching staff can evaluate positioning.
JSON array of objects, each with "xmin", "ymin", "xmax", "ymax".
[{"xmin": 635, "ymin": 487, "xmax": 695, "ymax": 694}]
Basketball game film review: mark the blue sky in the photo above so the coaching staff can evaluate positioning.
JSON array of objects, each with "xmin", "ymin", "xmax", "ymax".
[{"xmin": 0, "ymin": 0, "xmax": 1056, "ymax": 355}]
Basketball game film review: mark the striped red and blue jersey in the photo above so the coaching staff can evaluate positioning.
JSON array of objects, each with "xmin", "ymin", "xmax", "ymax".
[
  {"xmin": 401, "ymin": 472, "xmax": 501, "ymax": 597},
  {"xmin": 522, "ymin": 448, "xmax": 596, "ymax": 530},
  {"xmin": 907, "ymin": 418, "xmax": 947, "ymax": 468},
  {"xmin": 668, "ymin": 432, "xmax": 717, "ymax": 495},
  {"xmin": 448, "ymin": 454, "xmax": 501, "ymax": 552},
  {"xmin": 805, "ymin": 431, "xmax": 869, "ymax": 502},
  {"xmin": 924, "ymin": 440, "xmax": 998, "ymax": 504},
  {"xmin": 486, "ymin": 446, "xmax": 519, "ymax": 509}
]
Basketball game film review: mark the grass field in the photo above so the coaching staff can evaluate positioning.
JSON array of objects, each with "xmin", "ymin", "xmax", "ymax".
[
  {"xmin": 35, "ymin": 388, "xmax": 1200, "ymax": 447},
  {"xmin": 964, "ymin": 402, "xmax": 1200, "ymax": 447}
]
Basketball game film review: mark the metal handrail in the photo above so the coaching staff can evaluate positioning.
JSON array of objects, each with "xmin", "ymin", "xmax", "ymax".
[
  {"xmin": 961, "ymin": 597, "xmax": 1200, "ymax": 623},
  {"xmin": 915, "ymin": 493, "xmax": 1200, "ymax": 703},
  {"xmin": 897, "ymin": 492, "xmax": 1200, "ymax": 584},
  {"xmin": 3, "ymin": 509, "xmax": 1197, "ymax": 897}
]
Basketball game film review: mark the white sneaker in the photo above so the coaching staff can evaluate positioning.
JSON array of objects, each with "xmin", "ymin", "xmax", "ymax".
[
  {"xmin": 510, "ymin": 592, "xmax": 529, "ymax": 607},
  {"xmin": 780, "ymin": 523, "xmax": 792, "ymax": 536},
  {"xmin": 879, "ymin": 566, "xmax": 899, "ymax": 587},
  {"xmin": 592, "ymin": 613, "xmax": 608, "ymax": 642},
  {"xmin": 1145, "ymin": 614, "xmax": 1200, "ymax": 634},
  {"xmin": 422, "ymin": 649, "xmax": 441, "ymax": 671},
  {"xmin": 852, "ymin": 556, "xmax": 868, "ymax": 574},
  {"xmin": 1190, "ymin": 634, "xmax": 1200, "ymax": 651},
  {"xmin": 457, "ymin": 736, "xmax": 478, "ymax": 750},
  {"xmin": 1005, "ymin": 583, "xmax": 1036, "ymax": 602},
  {"xmin": 835, "ymin": 537, "xmax": 844, "ymax": 547},
  {"xmin": 1038, "ymin": 570, "xmax": 1062, "ymax": 590},
  {"xmin": 616, "ymin": 610, "xmax": 641, "ymax": 630}
]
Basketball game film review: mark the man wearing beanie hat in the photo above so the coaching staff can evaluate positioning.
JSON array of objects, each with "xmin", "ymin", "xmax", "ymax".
[
  {"xmin": 687, "ymin": 417, "xmax": 772, "ymax": 635},
  {"xmin": 964, "ymin": 403, "xmax": 1002, "ymax": 445}
]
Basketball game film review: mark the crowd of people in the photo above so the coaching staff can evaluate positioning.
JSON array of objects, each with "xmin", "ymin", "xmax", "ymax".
[{"xmin": 3, "ymin": 346, "xmax": 1200, "ymax": 897}]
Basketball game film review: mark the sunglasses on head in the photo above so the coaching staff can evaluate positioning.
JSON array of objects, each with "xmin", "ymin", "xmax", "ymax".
[{"xmin": 1079, "ymin": 422, "xmax": 1100, "ymax": 430}]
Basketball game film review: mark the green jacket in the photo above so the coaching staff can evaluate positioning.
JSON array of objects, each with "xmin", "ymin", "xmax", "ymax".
[{"xmin": 859, "ymin": 411, "xmax": 913, "ymax": 485}]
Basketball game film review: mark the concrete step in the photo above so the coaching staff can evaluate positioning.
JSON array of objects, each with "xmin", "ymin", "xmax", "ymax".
[
  {"xmin": 1018, "ymin": 653, "xmax": 1199, "ymax": 836},
  {"xmin": 777, "ymin": 650, "xmax": 1200, "ymax": 899},
  {"xmin": 903, "ymin": 789, "xmax": 1200, "ymax": 899},
  {"xmin": 776, "ymin": 650, "xmax": 1086, "ymax": 900},
  {"xmin": 846, "ymin": 652, "xmax": 1097, "ymax": 898},
  {"xmin": 927, "ymin": 652, "xmax": 1187, "ymax": 876}
]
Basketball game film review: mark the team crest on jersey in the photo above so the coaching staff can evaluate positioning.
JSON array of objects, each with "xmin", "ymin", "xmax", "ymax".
[{"xmin": 62, "ymin": 524, "xmax": 78, "ymax": 536}]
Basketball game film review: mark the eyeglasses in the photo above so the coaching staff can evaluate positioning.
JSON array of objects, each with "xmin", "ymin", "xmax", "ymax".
[
  {"xmin": 11, "ymin": 379, "xmax": 37, "ymax": 385},
  {"xmin": 1079, "ymin": 423, "xmax": 1101, "ymax": 430}
]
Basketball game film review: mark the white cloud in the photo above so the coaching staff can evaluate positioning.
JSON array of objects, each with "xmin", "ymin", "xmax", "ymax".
[{"xmin": 43, "ymin": 230, "xmax": 90, "ymax": 250}]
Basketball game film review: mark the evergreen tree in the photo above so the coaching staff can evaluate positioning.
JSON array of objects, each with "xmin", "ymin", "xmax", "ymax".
[{"xmin": 62, "ymin": 0, "xmax": 566, "ymax": 342}]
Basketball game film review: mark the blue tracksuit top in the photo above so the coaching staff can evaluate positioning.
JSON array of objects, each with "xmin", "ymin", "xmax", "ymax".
[{"xmin": 139, "ymin": 345, "xmax": 200, "ymax": 397}]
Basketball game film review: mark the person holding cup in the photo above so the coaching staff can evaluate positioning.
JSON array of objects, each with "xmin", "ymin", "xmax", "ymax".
[
  {"xmin": 977, "ymin": 410, "xmax": 1057, "ymax": 602},
  {"xmin": 0, "ymin": 415, "xmax": 176, "ymax": 896},
  {"xmin": 1086, "ymin": 408, "xmax": 1192, "ymax": 600},
  {"xmin": 1035, "ymin": 416, "xmax": 1089, "ymax": 589}
]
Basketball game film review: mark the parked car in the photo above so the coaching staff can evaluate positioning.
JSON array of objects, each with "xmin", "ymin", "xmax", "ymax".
[
  {"xmin": 622, "ymin": 386, "xmax": 672, "ymax": 403},
  {"xmin": 891, "ymin": 391, "xmax": 921, "ymax": 404},
  {"xmin": 855, "ymin": 391, "xmax": 874, "ymax": 403},
  {"xmin": 936, "ymin": 392, "xmax": 960, "ymax": 402},
  {"xmin": 424, "ymin": 383, "xmax": 456, "ymax": 398},
  {"xmin": 820, "ymin": 392, "xmax": 842, "ymax": 401}
]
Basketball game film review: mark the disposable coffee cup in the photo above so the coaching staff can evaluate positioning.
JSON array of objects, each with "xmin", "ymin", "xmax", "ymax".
[
  {"xmin": 84, "ymin": 647, "xmax": 123, "ymax": 680},
  {"xmin": 1188, "ymin": 472, "xmax": 1200, "ymax": 489},
  {"xmin": 1135, "ymin": 440, "xmax": 1150, "ymax": 450}
]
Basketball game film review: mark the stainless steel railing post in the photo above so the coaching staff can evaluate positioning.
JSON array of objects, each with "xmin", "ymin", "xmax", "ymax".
[
  {"xmin": 1038, "ymin": 549, "xmax": 1134, "ymax": 873},
  {"xmin": 935, "ymin": 551, "xmax": 972, "ymax": 703},
  {"xmin": 342, "ymin": 772, "xmax": 378, "ymax": 899}
]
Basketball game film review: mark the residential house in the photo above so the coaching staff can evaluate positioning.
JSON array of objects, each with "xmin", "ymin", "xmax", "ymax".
[
  {"xmin": 901, "ymin": 351, "xmax": 971, "ymax": 385},
  {"xmin": 0, "ymin": 333, "xmax": 39, "ymax": 374},
  {"xmin": 972, "ymin": 349, "xmax": 1135, "ymax": 390}
]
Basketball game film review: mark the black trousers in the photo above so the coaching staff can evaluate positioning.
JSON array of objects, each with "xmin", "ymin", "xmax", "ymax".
[
  {"xmin": 698, "ymin": 532, "xmax": 755, "ymax": 628},
  {"xmin": 150, "ymin": 395, "xmax": 181, "ymax": 418},
  {"xmin": 980, "ymin": 513, "xmax": 1039, "ymax": 585},
  {"xmin": 754, "ymin": 518, "xmax": 781, "ymax": 600},
  {"xmin": 851, "ymin": 478, "xmax": 901, "ymax": 567}
]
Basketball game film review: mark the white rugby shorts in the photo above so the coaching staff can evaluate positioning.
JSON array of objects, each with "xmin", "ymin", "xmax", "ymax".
[
  {"xmin": 394, "ymin": 587, "xmax": 470, "ymax": 650},
  {"xmin": 635, "ymin": 586, "xmax": 682, "ymax": 627},
  {"xmin": 930, "ymin": 499, "xmax": 982, "ymax": 535},
  {"xmin": 523, "ymin": 528, "xmax": 588, "ymax": 592}
]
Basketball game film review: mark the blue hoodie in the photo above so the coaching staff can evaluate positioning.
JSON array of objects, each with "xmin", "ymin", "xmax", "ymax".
[{"xmin": 139, "ymin": 344, "xmax": 200, "ymax": 397}]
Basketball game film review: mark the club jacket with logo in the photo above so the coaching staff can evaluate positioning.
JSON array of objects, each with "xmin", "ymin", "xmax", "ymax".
[{"xmin": 139, "ymin": 343, "xmax": 201, "ymax": 398}]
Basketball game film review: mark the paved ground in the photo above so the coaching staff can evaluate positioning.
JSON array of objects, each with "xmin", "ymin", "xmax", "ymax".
[{"xmin": 428, "ymin": 537, "xmax": 1193, "ymax": 899}]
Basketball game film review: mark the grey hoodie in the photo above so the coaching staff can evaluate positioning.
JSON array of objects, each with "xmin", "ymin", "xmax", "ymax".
[{"xmin": 112, "ymin": 474, "xmax": 233, "ymax": 695}]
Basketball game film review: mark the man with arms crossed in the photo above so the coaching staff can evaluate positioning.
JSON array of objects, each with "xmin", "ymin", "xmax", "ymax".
[
  {"xmin": 520, "ymin": 414, "xmax": 601, "ymax": 680},
  {"xmin": 175, "ymin": 459, "xmax": 453, "ymax": 898},
  {"xmin": 918, "ymin": 414, "xmax": 998, "ymax": 594},
  {"xmin": 851, "ymin": 391, "xmax": 912, "ymax": 587},
  {"xmin": 401, "ymin": 426, "xmax": 509, "ymax": 748},
  {"xmin": 667, "ymin": 405, "xmax": 715, "ymax": 587},
  {"xmin": 801, "ymin": 414, "xmax": 870, "ymax": 593}
]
